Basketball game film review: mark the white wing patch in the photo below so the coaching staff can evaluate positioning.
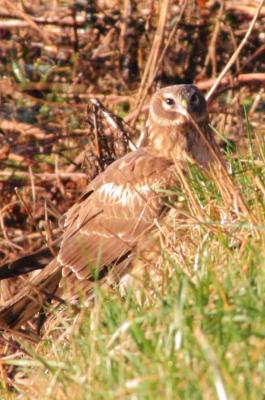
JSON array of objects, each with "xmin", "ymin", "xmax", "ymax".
[{"xmin": 99, "ymin": 182, "xmax": 151, "ymax": 207}]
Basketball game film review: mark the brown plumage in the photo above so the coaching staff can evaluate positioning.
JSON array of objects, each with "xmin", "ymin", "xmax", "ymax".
[{"xmin": 0, "ymin": 84, "xmax": 222, "ymax": 330}]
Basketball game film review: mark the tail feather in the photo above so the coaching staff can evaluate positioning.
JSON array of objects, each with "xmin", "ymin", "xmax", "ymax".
[
  {"xmin": 0, "ymin": 240, "xmax": 61, "ymax": 280},
  {"xmin": 0, "ymin": 260, "xmax": 62, "ymax": 329}
]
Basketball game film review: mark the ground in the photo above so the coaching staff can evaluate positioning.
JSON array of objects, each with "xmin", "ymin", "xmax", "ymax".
[{"xmin": 0, "ymin": 0, "xmax": 265, "ymax": 398}]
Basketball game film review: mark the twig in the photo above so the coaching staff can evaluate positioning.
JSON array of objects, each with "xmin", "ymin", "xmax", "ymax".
[
  {"xmin": 135, "ymin": 0, "xmax": 170, "ymax": 106},
  {"xmin": 0, "ymin": 171, "xmax": 87, "ymax": 179},
  {"xmin": 199, "ymin": 2, "xmax": 224, "ymax": 78},
  {"xmin": 197, "ymin": 73, "xmax": 265, "ymax": 94},
  {"xmin": 238, "ymin": 42, "xmax": 265, "ymax": 73},
  {"xmin": 206, "ymin": 0, "xmax": 265, "ymax": 101},
  {"xmin": 2, "ymin": 0, "xmax": 55, "ymax": 48}
]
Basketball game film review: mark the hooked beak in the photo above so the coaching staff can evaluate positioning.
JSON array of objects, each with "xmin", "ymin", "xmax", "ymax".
[{"xmin": 174, "ymin": 98, "xmax": 190, "ymax": 118}]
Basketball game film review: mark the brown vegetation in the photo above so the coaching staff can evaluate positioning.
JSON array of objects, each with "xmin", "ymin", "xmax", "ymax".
[{"xmin": 0, "ymin": 0, "xmax": 264, "ymax": 395}]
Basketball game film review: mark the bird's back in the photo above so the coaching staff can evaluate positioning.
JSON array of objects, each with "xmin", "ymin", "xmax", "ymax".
[{"xmin": 0, "ymin": 147, "xmax": 175, "ymax": 329}]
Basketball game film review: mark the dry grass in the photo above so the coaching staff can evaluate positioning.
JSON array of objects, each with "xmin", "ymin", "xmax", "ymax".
[{"xmin": 0, "ymin": 0, "xmax": 265, "ymax": 398}]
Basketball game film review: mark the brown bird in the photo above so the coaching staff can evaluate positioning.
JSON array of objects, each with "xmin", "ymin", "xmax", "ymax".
[{"xmin": 0, "ymin": 84, "xmax": 222, "ymax": 330}]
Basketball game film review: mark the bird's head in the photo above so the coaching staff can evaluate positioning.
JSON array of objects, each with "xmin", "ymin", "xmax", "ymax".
[
  {"xmin": 145, "ymin": 84, "xmax": 216, "ymax": 167},
  {"xmin": 148, "ymin": 84, "xmax": 208, "ymax": 127}
]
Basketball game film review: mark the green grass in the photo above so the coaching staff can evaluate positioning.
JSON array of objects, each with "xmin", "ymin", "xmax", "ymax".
[
  {"xmin": 1, "ymin": 1, "xmax": 264, "ymax": 397},
  {"xmin": 2, "ymin": 243, "xmax": 265, "ymax": 399},
  {"xmin": 1, "ymin": 141, "xmax": 265, "ymax": 400}
]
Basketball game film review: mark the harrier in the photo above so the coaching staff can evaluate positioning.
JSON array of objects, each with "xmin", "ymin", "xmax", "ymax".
[{"xmin": 0, "ymin": 84, "xmax": 222, "ymax": 330}]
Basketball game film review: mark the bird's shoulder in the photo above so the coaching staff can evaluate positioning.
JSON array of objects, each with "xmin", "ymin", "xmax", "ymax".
[
  {"xmin": 90, "ymin": 147, "xmax": 173, "ymax": 187},
  {"xmin": 62, "ymin": 147, "xmax": 174, "ymax": 229}
]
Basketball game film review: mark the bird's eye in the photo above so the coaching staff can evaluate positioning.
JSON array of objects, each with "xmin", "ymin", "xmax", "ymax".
[{"xmin": 164, "ymin": 97, "xmax": 175, "ymax": 106}]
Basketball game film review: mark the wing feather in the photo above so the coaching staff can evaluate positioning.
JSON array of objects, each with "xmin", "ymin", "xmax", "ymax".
[
  {"xmin": 58, "ymin": 148, "xmax": 173, "ymax": 291},
  {"xmin": 0, "ymin": 148, "xmax": 175, "ymax": 328}
]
